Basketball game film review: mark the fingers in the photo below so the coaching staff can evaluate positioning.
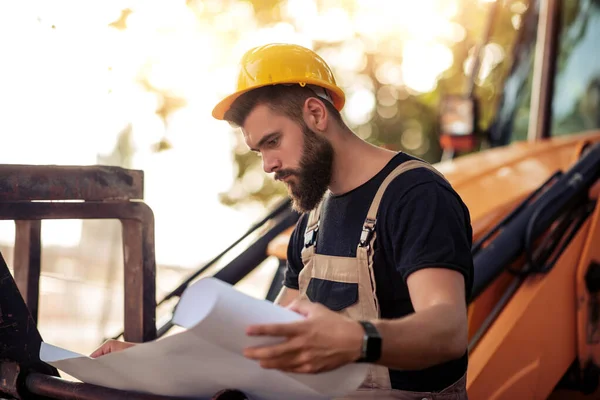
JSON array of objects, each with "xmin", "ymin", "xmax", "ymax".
[
  {"xmin": 89, "ymin": 340, "xmax": 135, "ymax": 358},
  {"xmin": 89, "ymin": 349, "xmax": 103, "ymax": 358},
  {"xmin": 246, "ymin": 320, "xmax": 307, "ymax": 337},
  {"xmin": 245, "ymin": 339, "xmax": 317, "ymax": 372},
  {"xmin": 90, "ymin": 342, "xmax": 110, "ymax": 358},
  {"xmin": 284, "ymin": 361, "xmax": 323, "ymax": 374},
  {"xmin": 244, "ymin": 335, "xmax": 304, "ymax": 361},
  {"xmin": 253, "ymin": 350, "xmax": 326, "ymax": 374},
  {"xmin": 287, "ymin": 299, "xmax": 316, "ymax": 317},
  {"xmin": 262, "ymin": 350, "xmax": 314, "ymax": 371}
]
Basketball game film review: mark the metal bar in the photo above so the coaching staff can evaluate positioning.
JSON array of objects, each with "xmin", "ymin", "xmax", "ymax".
[
  {"xmin": 527, "ymin": 0, "xmax": 561, "ymax": 142},
  {"xmin": 13, "ymin": 220, "xmax": 42, "ymax": 324},
  {"xmin": 122, "ymin": 220, "xmax": 156, "ymax": 343},
  {"xmin": 0, "ymin": 201, "xmax": 152, "ymax": 222},
  {"xmin": 0, "ymin": 165, "xmax": 144, "ymax": 201},
  {"xmin": 25, "ymin": 373, "xmax": 193, "ymax": 400},
  {"xmin": 25, "ymin": 373, "xmax": 250, "ymax": 400},
  {"xmin": 0, "ymin": 201, "xmax": 157, "ymax": 342}
]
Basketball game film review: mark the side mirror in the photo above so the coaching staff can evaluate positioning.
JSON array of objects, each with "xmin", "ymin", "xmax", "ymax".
[{"xmin": 438, "ymin": 95, "xmax": 479, "ymax": 155}]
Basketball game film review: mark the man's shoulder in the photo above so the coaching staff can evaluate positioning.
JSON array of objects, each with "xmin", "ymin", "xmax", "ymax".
[
  {"xmin": 376, "ymin": 161, "xmax": 469, "ymax": 224},
  {"xmin": 381, "ymin": 164, "xmax": 453, "ymax": 202},
  {"xmin": 377, "ymin": 153, "xmax": 448, "ymax": 191}
]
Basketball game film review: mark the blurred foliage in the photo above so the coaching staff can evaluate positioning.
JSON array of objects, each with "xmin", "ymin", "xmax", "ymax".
[{"xmin": 145, "ymin": 0, "xmax": 531, "ymax": 207}]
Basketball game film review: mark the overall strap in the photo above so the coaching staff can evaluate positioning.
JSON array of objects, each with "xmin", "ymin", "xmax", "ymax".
[
  {"xmin": 359, "ymin": 159, "xmax": 448, "ymax": 248},
  {"xmin": 357, "ymin": 160, "xmax": 448, "ymax": 315},
  {"xmin": 303, "ymin": 199, "xmax": 324, "ymax": 248}
]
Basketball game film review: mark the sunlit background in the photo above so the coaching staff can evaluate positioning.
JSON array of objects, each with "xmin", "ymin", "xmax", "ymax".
[{"xmin": 0, "ymin": 0, "xmax": 526, "ymax": 355}]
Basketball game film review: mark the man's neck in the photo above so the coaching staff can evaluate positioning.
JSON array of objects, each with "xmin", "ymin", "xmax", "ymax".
[{"xmin": 327, "ymin": 131, "xmax": 397, "ymax": 196}]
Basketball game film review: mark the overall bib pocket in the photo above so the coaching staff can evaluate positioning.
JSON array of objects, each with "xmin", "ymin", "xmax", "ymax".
[{"xmin": 306, "ymin": 278, "xmax": 359, "ymax": 311}]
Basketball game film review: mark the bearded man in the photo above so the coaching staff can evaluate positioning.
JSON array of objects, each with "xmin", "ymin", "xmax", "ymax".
[{"xmin": 92, "ymin": 43, "xmax": 473, "ymax": 400}]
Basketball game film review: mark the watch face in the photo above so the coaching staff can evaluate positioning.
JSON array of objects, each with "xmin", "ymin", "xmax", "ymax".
[
  {"xmin": 367, "ymin": 336, "xmax": 382, "ymax": 362},
  {"xmin": 358, "ymin": 321, "xmax": 382, "ymax": 362}
]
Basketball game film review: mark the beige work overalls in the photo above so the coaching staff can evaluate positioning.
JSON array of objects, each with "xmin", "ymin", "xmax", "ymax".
[{"xmin": 297, "ymin": 160, "xmax": 468, "ymax": 400}]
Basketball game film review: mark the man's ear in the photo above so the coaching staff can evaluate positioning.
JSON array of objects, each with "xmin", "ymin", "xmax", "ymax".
[{"xmin": 303, "ymin": 97, "xmax": 329, "ymax": 132}]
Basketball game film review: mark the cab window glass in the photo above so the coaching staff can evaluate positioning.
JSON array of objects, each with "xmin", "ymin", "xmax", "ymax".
[
  {"xmin": 487, "ymin": 0, "xmax": 539, "ymax": 146},
  {"xmin": 551, "ymin": 0, "xmax": 600, "ymax": 136}
]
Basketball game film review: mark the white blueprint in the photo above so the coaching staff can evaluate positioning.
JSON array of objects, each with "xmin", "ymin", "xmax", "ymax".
[{"xmin": 40, "ymin": 277, "xmax": 368, "ymax": 400}]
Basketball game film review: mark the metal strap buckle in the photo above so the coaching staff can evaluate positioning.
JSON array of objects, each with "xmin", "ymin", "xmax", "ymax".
[
  {"xmin": 304, "ymin": 226, "xmax": 319, "ymax": 248},
  {"xmin": 359, "ymin": 220, "xmax": 376, "ymax": 248}
]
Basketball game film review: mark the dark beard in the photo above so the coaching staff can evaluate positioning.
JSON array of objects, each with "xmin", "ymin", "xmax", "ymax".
[{"xmin": 275, "ymin": 127, "xmax": 334, "ymax": 213}]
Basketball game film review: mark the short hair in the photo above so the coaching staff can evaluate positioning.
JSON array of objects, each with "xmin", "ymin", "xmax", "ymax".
[{"xmin": 223, "ymin": 84, "xmax": 343, "ymax": 128}]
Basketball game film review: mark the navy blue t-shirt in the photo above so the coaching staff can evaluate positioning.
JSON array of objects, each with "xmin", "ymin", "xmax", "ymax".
[{"xmin": 283, "ymin": 152, "xmax": 474, "ymax": 392}]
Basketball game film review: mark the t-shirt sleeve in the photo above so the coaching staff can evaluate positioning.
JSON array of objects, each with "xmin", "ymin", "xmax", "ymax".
[
  {"xmin": 381, "ymin": 178, "xmax": 473, "ymax": 292},
  {"xmin": 282, "ymin": 213, "xmax": 308, "ymax": 290}
]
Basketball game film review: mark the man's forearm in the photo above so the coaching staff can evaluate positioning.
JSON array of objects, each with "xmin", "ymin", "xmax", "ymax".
[{"xmin": 370, "ymin": 304, "xmax": 468, "ymax": 370}]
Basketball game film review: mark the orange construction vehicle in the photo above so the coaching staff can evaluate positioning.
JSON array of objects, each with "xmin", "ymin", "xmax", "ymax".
[
  {"xmin": 265, "ymin": 0, "xmax": 600, "ymax": 398},
  {"xmin": 0, "ymin": 0, "xmax": 600, "ymax": 399}
]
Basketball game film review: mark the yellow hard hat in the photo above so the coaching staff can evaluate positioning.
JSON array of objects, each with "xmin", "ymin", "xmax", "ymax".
[{"xmin": 212, "ymin": 43, "xmax": 345, "ymax": 120}]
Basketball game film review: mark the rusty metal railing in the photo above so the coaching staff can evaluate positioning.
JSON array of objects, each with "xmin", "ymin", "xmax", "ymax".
[{"xmin": 0, "ymin": 164, "xmax": 156, "ymax": 343}]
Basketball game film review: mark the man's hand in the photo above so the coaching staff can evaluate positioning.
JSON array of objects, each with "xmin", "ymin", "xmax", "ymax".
[
  {"xmin": 90, "ymin": 339, "xmax": 136, "ymax": 358},
  {"xmin": 243, "ymin": 299, "xmax": 363, "ymax": 374}
]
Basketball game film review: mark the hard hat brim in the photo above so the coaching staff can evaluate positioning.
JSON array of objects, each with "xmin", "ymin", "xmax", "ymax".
[{"xmin": 212, "ymin": 79, "xmax": 346, "ymax": 121}]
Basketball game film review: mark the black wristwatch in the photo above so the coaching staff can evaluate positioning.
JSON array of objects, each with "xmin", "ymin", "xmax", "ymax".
[{"xmin": 356, "ymin": 321, "xmax": 382, "ymax": 363}]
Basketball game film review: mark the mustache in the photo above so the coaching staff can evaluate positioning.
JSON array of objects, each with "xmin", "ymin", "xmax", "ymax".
[{"xmin": 274, "ymin": 169, "xmax": 299, "ymax": 181}]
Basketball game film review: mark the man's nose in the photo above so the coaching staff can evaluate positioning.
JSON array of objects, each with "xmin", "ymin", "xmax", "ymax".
[{"xmin": 262, "ymin": 155, "xmax": 282, "ymax": 174}]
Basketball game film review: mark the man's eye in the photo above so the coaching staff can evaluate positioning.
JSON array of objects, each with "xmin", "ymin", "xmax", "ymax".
[{"xmin": 268, "ymin": 137, "xmax": 279, "ymax": 147}]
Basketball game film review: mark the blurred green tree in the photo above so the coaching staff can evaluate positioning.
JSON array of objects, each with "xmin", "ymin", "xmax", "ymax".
[{"xmin": 156, "ymin": 0, "xmax": 530, "ymax": 207}]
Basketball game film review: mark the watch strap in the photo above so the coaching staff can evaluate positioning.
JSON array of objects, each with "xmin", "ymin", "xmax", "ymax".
[{"xmin": 356, "ymin": 321, "xmax": 382, "ymax": 363}]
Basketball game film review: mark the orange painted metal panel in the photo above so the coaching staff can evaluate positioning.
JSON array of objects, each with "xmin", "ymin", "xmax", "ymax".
[{"xmin": 467, "ymin": 222, "xmax": 590, "ymax": 399}]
